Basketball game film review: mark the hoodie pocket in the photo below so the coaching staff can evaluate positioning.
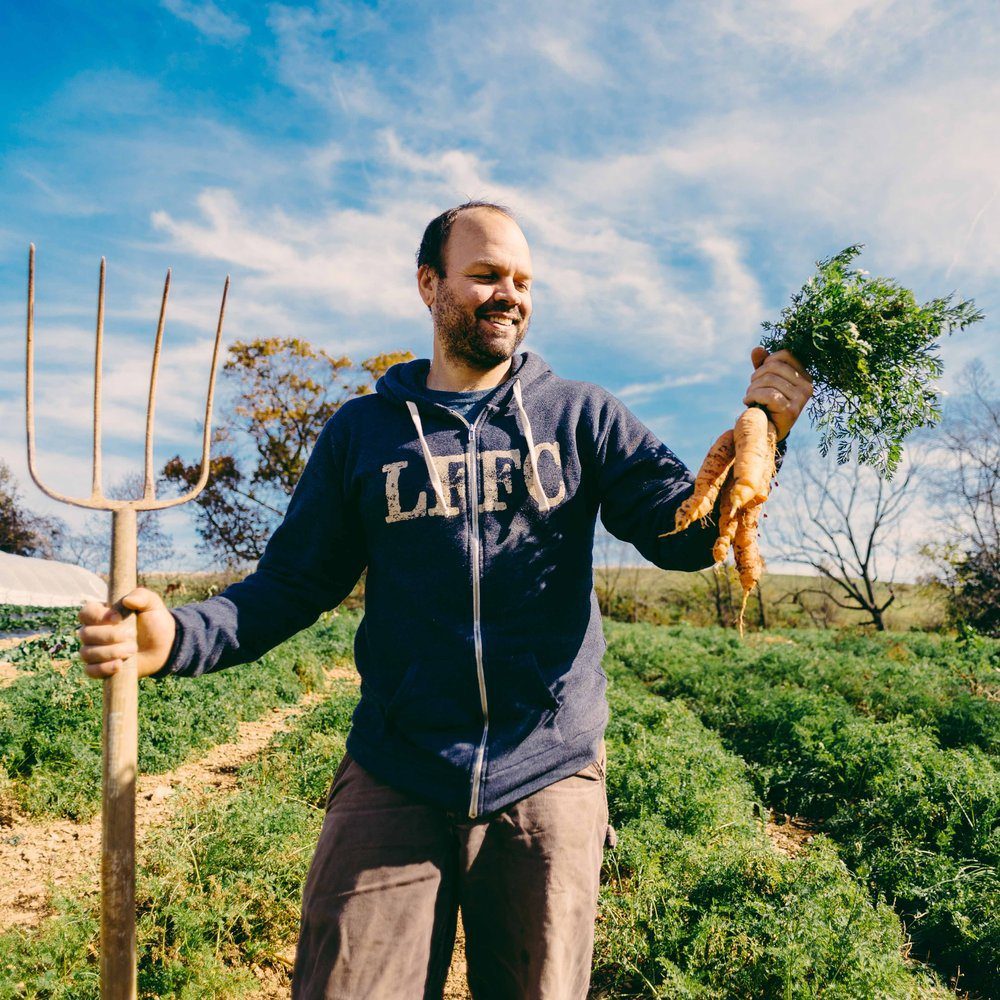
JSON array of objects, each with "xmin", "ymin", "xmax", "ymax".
[
  {"xmin": 384, "ymin": 657, "xmax": 482, "ymax": 748},
  {"xmin": 484, "ymin": 651, "xmax": 562, "ymax": 748}
]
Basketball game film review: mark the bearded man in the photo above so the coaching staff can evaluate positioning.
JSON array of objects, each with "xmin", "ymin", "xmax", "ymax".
[{"xmin": 78, "ymin": 201, "xmax": 812, "ymax": 999}]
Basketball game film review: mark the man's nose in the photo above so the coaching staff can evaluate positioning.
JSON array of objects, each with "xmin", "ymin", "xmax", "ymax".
[{"xmin": 492, "ymin": 278, "xmax": 521, "ymax": 307}]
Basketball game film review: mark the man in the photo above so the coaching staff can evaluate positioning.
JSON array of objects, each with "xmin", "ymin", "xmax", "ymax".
[{"xmin": 78, "ymin": 201, "xmax": 812, "ymax": 998}]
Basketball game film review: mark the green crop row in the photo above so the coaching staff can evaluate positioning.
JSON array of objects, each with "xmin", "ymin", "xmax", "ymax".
[
  {"xmin": 2, "ymin": 637, "xmax": 947, "ymax": 998},
  {"xmin": 0, "ymin": 610, "xmax": 358, "ymax": 819},
  {"xmin": 1, "ymin": 606, "xmax": 80, "ymax": 673},
  {"xmin": 606, "ymin": 623, "xmax": 1000, "ymax": 756},
  {"xmin": 0, "ymin": 606, "xmax": 79, "ymax": 635},
  {"xmin": 594, "ymin": 657, "xmax": 947, "ymax": 998},
  {"xmin": 607, "ymin": 622, "xmax": 1000, "ymax": 996}
]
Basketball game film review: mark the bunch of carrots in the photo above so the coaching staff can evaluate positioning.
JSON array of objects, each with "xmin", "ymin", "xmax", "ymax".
[{"xmin": 666, "ymin": 245, "xmax": 983, "ymax": 634}]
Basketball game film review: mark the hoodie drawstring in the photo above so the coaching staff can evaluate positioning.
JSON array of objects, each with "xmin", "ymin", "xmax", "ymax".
[
  {"xmin": 512, "ymin": 379, "xmax": 552, "ymax": 512},
  {"xmin": 407, "ymin": 382, "xmax": 552, "ymax": 514},
  {"xmin": 406, "ymin": 401, "xmax": 450, "ymax": 512}
]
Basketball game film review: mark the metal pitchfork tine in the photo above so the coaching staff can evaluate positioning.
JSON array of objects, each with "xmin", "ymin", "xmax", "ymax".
[{"xmin": 25, "ymin": 244, "xmax": 229, "ymax": 1000}]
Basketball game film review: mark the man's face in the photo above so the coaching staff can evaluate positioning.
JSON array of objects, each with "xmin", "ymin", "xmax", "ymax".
[{"xmin": 419, "ymin": 209, "xmax": 533, "ymax": 370}]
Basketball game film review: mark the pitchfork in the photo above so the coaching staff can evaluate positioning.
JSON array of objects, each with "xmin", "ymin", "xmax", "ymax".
[{"xmin": 25, "ymin": 245, "xmax": 228, "ymax": 999}]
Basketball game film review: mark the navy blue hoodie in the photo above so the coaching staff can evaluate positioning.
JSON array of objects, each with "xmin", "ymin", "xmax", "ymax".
[{"xmin": 165, "ymin": 352, "xmax": 721, "ymax": 817}]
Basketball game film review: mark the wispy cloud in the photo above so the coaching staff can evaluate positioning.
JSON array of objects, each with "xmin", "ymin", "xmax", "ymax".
[
  {"xmin": 160, "ymin": 0, "xmax": 249, "ymax": 43},
  {"xmin": 616, "ymin": 372, "xmax": 715, "ymax": 403}
]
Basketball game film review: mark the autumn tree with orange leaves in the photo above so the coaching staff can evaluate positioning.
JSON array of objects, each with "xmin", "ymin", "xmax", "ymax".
[{"xmin": 163, "ymin": 338, "xmax": 412, "ymax": 565}]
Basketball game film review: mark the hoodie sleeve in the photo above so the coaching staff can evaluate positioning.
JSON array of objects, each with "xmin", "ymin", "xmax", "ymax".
[
  {"xmin": 594, "ymin": 394, "xmax": 762, "ymax": 572},
  {"xmin": 160, "ymin": 416, "xmax": 366, "ymax": 678}
]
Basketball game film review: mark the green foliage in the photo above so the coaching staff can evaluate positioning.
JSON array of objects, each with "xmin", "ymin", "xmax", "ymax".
[
  {"xmin": 606, "ymin": 621, "xmax": 1000, "ymax": 994},
  {"xmin": 761, "ymin": 245, "xmax": 983, "ymax": 476},
  {"xmin": 594, "ymin": 662, "xmax": 946, "ymax": 998},
  {"xmin": 0, "ymin": 461, "xmax": 66, "ymax": 559},
  {"xmin": 0, "ymin": 606, "xmax": 79, "ymax": 634},
  {"xmin": 0, "ymin": 681, "xmax": 361, "ymax": 999},
  {"xmin": 0, "ymin": 611, "xmax": 357, "ymax": 819}
]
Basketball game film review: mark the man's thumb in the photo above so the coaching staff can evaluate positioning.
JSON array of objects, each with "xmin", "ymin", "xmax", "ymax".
[{"xmin": 117, "ymin": 587, "xmax": 163, "ymax": 615}]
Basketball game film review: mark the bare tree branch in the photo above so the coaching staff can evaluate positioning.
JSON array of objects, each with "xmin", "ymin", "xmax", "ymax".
[{"xmin": 766, "ymin": 445, "xmax": 916, "ymax": 630}]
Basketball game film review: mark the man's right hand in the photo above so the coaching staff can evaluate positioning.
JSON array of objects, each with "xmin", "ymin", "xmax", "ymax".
[{"xmin": 78, "ymin": 588, "xmax": 176, "ymax": 680}]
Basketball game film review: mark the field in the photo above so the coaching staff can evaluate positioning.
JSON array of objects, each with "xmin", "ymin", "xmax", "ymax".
[
  {"xmin": 0, "ymin": 594, "xmax": 996, "ymax": 998},
  {"xmin": 594, "ymin": 565, "xmax": 949, "ymax": 632}
]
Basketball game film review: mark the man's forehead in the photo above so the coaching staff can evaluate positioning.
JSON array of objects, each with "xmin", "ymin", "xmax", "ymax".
[{"xmin": 448, "ymin": 210, "xmax": 532, "ymax": 270}]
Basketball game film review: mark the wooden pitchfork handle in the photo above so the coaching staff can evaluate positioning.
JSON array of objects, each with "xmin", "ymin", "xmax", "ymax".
[{"xmin": 103, "ymin": 509, "xmax": 139, "ymax": 1000}]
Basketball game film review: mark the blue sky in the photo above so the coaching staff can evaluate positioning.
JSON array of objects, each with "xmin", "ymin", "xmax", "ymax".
[{"xmin": 1, "ymin": 0, "xmax": 998, "ymax": 571}]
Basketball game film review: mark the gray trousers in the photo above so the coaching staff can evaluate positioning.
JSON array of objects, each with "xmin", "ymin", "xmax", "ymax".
[{"xmin": 292, "ymin": 746, "xmax": 609, "ymax": 999}]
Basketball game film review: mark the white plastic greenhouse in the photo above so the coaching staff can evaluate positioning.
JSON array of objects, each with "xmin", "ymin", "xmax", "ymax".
[{"xmin": 0, "ymin": 551, "xmax": 106, "ymax": 607}]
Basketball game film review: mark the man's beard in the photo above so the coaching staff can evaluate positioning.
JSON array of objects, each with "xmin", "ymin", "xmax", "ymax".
[{"xmin": 434, "ymin": 283, "xmax": 528, "ymax": 370}]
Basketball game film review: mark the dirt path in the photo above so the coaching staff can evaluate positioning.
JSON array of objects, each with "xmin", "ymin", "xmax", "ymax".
[
  {"xmin": 0, "ymin": 659, "xmax": 477, "ymax": 996},
  {"xmin": 0, "ymin": 691, "xmax": 335, "ymax": 932},
  {"xmin": 765, "ymin": 814, "xmax": 816, "ymax": 857}
]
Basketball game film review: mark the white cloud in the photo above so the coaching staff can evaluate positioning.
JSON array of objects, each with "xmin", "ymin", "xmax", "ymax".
[
  {"xmin": 160, "ymin": 0, "xmax": 249, "ymax": 43},
  {"xmin": 531, "ymin": 31, "xmax": 607, "ymax": 82},
  {"xmin": 151, "ymin": 187, "xmax": 422, "ymax": 321},
  {"xmin": 616, "ymin": 372, "xmax": 714, "ymax": 403}
]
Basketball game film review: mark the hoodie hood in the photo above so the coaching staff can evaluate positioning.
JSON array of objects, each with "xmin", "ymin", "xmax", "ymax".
[
  {"xmin": 376, "ymin": 350, "xmax": 553, "ymax": 414},
  {"xmin": 376, "ymin": 351, "xmax": 558, "ymax": 514}
]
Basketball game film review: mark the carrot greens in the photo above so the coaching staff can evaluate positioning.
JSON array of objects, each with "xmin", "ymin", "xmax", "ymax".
[{"xmin": 760, "ymin": 244, "xmax": 983, "ymax": 477}]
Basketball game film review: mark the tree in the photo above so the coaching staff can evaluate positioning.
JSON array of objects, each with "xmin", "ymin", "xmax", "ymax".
[
  {"xmin": 0, "ymin": 460, "xmax": 66, "ymax": 559},
  {"xmin": 766, "ymin": 446, "xmax": 917, "ymax": 630},
  {"xmin": 162, "ymin": 338, "xmax": 412, "ymax": 564},
  {"xmin": 926, "ymin": 363, "xmax": 1000, "ymax": 635}
]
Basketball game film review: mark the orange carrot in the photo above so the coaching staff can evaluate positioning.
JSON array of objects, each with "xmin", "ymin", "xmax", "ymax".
[
  {"xmin": 734, "ymin": 496, "xmax": 766, "ymax": 637},
  {"xmin": 712, "ymin": 470, "xmax": 740, "ymax": 563},
  {"xmin": 728, "ymin": 407, "xmax": 778, "ymax": 514},
  {"xmin": 734, "ymin": 502, "xmax": 763, "ymax": 591},
  {"xmin": 660, "ymin": 429, "xmax": 736, "ymax": 537}
]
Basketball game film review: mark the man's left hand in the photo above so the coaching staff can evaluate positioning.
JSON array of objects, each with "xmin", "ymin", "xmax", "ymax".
[{"xmin": 743, "ymin": 347, "xmax": 813, "ymax": 441}]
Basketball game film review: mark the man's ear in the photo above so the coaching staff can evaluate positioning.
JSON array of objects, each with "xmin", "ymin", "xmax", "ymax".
[{"xmin": 417, "ymin": 264, "xmax": 438, "ymax": 309}]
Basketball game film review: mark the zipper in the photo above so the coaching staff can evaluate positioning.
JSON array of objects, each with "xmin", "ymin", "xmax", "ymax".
[
  {"xmin": 426, "ymin": 402, "xmax": 491, "ymax": 820},
  {"xmin": 466, "ymin": 410, "xmax": 490, "ymax": 818}
]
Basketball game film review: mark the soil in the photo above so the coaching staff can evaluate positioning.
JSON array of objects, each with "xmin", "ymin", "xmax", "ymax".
[
  {"xmin": 0, "ymin": 631, "xmax": 47, "ymax": 649},
  {"xmin": 0, "ymin": 696, "xmax": 327, "ymax": 932},
  {"xmin": 765, "ymin": 814, "xmax": 817, "ymax": 857}
]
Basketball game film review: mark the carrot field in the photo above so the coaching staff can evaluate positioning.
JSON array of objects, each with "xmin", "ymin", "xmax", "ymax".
[{"xmin": 1, "ymin": 603, "xmax": 996, "ymax": 999}]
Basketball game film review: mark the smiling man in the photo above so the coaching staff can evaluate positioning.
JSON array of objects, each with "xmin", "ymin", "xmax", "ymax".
[{"xmin": 78, "ymin": 201, "xmax": 812, "ymax": 999}]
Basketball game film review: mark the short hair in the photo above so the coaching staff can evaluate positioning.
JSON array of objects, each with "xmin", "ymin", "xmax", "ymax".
[{"xmin": 416, "ymin": 200, "xmax": 515, "ymax": 276}]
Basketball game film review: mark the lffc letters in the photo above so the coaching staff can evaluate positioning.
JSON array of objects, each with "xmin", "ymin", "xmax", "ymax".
[{"xmin": 382, "ymin": 443, "xmax": 567, "ymax": 524}]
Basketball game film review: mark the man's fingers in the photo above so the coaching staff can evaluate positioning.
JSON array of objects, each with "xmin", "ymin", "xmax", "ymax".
[
  {"xmin": 79, "ymin": 641, "xmax": 138, "ymax": 665},
  {"xmin": 78, "ymin": 621, "xmax": 134, "ymax": 647},
  {"xmin": 78, "ymin": 600, "xmax": 122, "ymax": 627},
  {"xmin": 750, "ymin": 358, "xmax": 811, "ymax": 389},
  {"xmin": 746, "ymin": 372, "xmax": 801, "ymax": 400},
  {"xmin": 744, "ymin": 386, "xmax": 793, "ymax": 412},
  {"xmin": 84, "ymin": 660, "xmax": 123, "ymax": 680},
  {"xmin": 763, "ymin": 349, "xmax": 810, "ymax": 379},
  {"xmin": 750, "ymin": 346, "xmax": 768, "ymax": 370}
]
